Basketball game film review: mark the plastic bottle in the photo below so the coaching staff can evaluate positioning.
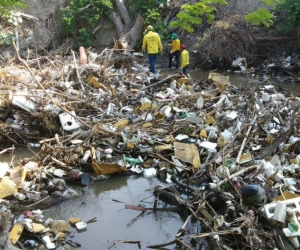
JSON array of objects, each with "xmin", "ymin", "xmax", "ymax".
[
  {"xmin": 125, "ymin": 157, "xmax": 143, "ymax": 165},
  {"xmin": 81, "ymin": 150, "xmax": 91, "ymax": 163}
]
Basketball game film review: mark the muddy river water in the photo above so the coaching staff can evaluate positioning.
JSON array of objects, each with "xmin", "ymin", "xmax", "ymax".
[{"xmin": 1, "ymin": 69, "xmax": 299, "ymax": 250}]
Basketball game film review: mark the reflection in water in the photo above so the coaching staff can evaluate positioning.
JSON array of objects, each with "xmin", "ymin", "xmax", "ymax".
[
  {"xmin": 42, "ymin": 175, "xmax": 184, "ymax": 250},
  {"xmin": 92, "ymin": 175, "xmax": 128, "ymax": 197},
  {"xmin": 0, "ymin": 146, "xmax": 40, "ymax": 163}
]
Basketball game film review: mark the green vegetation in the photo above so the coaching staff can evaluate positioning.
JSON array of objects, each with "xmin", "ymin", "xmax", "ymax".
[
  {"xmin": 0, "ymin": 0, "xmax": 27, "ymax": 16},
  {"xmin": 126, "ymin": 0, "xmax": 167, "ymax": 38},
  {"xmin": 170, "ymin": 0, "xmax": 227, "ymax": 33},
  {"xmin": 0, "ymin": 33, "xmax": 15, "ymax": 46},
  {"xmin": 220, "ymin": 181, "xmax": 229, "ymax": 192},
  {"xmin": 244, "ymin": 0, "xmax": 299, "ymax": 33},
  {"xmin": 127, "ymin": 0, "xmax": 166, "ymax": 22},
  {"xmin": 0, "ymin": 0, "xmax": 27, "ymax": 46},
  {"xmin": 245, "ymin": 7, "xmax": 274, "ymax": 28},
  {"xmin": 275, "ymin": 0, "xmax": 300, "ymax": 33},
  {"xmin": 60, "ymin": 0, "xmax": 113, "ymax": 48},
  {"xmin": 244, "ymin": 0, "xmax": 280, "ymax": 28}
]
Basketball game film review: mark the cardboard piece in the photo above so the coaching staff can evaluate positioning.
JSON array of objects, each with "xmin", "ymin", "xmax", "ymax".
[
  {"xmin": 87, "ymin": 76, "xmax": 107, "ymax": 91},
  {"xmin": 208, "ymin": 72, "xmax": 230, "ymax": 91},
  {"xmin": 0, "ymin": 176, "xmax": 18, "ymax": 198},
  {"xmin": 174, "ymin": 142, "xmax": 201, "ymax": 168},
  {"xmin": 273, "ymin": 190, "xmax": 300, "ymax": 201},
  {"xmin": 92, "ymin": 160, "xmax": 126, "ymax": 176}
]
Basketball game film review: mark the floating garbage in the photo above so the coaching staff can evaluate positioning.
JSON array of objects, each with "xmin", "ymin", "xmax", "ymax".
[{"xmin": 2, "ymin": 45, "xmax": 300, "ymax": 250}]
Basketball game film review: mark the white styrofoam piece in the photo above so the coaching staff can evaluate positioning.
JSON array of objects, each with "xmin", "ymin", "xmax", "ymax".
[
  {"xmin": 273, "ymin": 201, "xmax": 286, "ymax": 223},
  {"xmin": 59, "ymin": 111, "xmax": 81, "ymax": 131},
  {"xmin": 42, "ymin": 235, "xmax": 55, "ymax": 249},
  {"xmin": 143, "ymin": 168, "xmax": 157, "ymax": 178},
  {"xmin": 75, "ymin": 221, "xmax": 87, "ymax": 230},
  {"xmin": 263, "ymin": 197, "xmax": 300, "ymax": 219},
  {"xmin": 289, "ymin": 236, "xmax": 300, "ymax": 248},
  {"xmin": 12, "ymin": 92, "xmax": 36, "ymax": 112},
  {"xmin": 283, "ymin": 228, "xmax": 300, "ymax": 238}
]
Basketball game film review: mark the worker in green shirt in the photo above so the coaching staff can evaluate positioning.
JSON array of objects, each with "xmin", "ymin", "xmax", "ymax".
[{"xmin": 167, "ymin": 33, "xmax": 180, "ymax": 69}]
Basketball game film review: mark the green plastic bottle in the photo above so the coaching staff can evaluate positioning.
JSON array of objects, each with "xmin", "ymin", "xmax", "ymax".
[{"xmin": 125, "ymin": 157, "xmax": 143, "ymax": 165}]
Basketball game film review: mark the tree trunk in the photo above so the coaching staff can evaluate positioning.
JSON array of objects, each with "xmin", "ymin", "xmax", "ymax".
[
  {"xmin": 114, "ymin": 0, "xmax": 132, "ymax": 26},
  {"xmin": 119, "ymin": 14, "xmax": 144, "ymax": 50},
  {"xmin": 108, "ymin": 0, "xmax": 145, "ymax": 50},
  {"xmin": 109, "ymin": 12, "xmax": 125, "ymax": 38}
]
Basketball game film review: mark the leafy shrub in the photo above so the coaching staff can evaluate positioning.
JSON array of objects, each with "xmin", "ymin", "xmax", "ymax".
[
  {"xmin": 170, "ymin": 0, "xmax": 227, "ymax": 33},
  {"xmin": 0, "ymin": 0, "xmax": 27, "ymax": 16},
  {"xmin": 244, "ymin": 0, "xmax": 280, "ymax": 28},
  {"xmin": 0, "ymin": 32, "xmax": 16, "ymax": 46},
  {"xmin": 275, "ymin": 0, "xmax": 300, "ymax": 33},
  {"xmin": 60, "ymin": 0, "xmax": 113, "ymax": 48},
  {"xmin": 245, "ymin": 8, "xmax": 274, "ymax": 28}
]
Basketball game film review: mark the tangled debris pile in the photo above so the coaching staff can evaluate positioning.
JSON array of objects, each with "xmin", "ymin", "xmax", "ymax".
[
  {"xmin": 188, "ymin": 8, "xmax": 300, "ymax": 83},
  {"xmin": 1, "ymin": 45, "xmax": 300, "ymax": 249}
]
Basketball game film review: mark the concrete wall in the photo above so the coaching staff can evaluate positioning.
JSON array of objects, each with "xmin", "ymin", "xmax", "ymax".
[
  {"xmin": 22, "ymin": 0, "xmax": 67, "ymax": 49},
  {"xmin": 227, "ymin": 0, "xmax": 265, "ymax": 13}
]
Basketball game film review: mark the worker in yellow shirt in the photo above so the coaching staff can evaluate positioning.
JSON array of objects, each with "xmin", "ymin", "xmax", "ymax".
[
  {"xmin": 142, "ymin": 25, "xmax": 163, "ymax": 74},
  {"xmin": 180, "ymin": 44, "xmax": 189, "ymax": 77},
  {"xmin": 167, "ymin": 33, "xmax": 180, "ymax": 69}
]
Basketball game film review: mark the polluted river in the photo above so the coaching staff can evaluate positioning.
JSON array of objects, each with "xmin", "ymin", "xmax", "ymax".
[{"xmin": 1, "ymin": 51, "xmax": 300, "ymax": 250}]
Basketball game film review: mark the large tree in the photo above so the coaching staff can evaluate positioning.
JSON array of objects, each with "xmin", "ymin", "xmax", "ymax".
[
  {"xmin": 61, "ymin": 0, "xmax": 145, "ymax": 49},
  {"xmin": 109, "ymin": 0, "xmax": 144, "ymax": 49}
]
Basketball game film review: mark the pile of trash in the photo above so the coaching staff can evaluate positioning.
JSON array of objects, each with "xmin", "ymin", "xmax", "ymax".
[
  {"xmin": 6, "ymin": 203, "xmax": 96, "ymax": 249},
  {"xmin": 1, "ymin": 46, "xmax": 300, "ymax": 249}
]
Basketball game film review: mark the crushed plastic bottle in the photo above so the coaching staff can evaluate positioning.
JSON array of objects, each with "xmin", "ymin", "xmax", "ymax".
[{"xmin": 125, "ymin": 156, "xmax": 143, "ymax": 165}]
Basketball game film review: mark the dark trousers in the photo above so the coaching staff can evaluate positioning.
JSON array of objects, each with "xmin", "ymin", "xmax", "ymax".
[
  {"xmin": 168, "ymin": 51, "xmax": 180, "ymax": 68},
  {"xmin": 182, "ymin": 65, "xmax": 188, "ymax": 76},
  {"xmin": 148, "ymin": 54, "xmax": 157, "ymax": 73}
]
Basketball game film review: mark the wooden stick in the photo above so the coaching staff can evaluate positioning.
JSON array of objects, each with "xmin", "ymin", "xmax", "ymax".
[
  {"xmin": 71, "ymin": 50, "xmax": 85, "ymax": 91},
  {"xmin": 51, "ymin": 157, "xmax": 71, "ymax": 169},
  {"xmin": 183, "ymin": 229, "xmax": 241, "ymax": 239},
  {"xmin": 25, "ymin": 195, "xmax": 50, "ymax": 210},
  {"xmin": 175, "ymin": 239, "xmax": 194, "ymax": 250},
  {"xmin": 125, "ymin": 204, "xmax": 184, "ymax": 212},
  {"xmin": 146, "ymin": 240, "xmax": 176, "ymax": 249},
  {"xmin": 0, "ymin": 146, "xmax": 15, "ymax": 155},
  {"xmin": 217, "ymin": 165, "xmax": 259, "ymax": 187},
  {"xmin": 141, "ymin": 73, "xmax": 180, "ymax": 92},
  {"xmin": 235, "ymin": 114, "xmax": 257, "ymax": 164}
]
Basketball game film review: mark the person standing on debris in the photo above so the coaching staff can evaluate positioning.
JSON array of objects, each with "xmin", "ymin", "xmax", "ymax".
[
  {"xmin": 167, "ymin": 33, "xmax": 180, "ymax": 69},
  {"xmin": 180, "ymin": 44, "xmax": 189, "ymax": 77},
  {"xmin": 142, "ymin": 25, "xmax": 163, "ymax": 74}
]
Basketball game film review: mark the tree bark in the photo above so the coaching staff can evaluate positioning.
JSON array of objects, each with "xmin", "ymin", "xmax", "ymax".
[
  {"xmin": 109, "ymin": 12, "xmax": 125, "ymax": 38},
  {"xmin": 108, "ymin": 2, "xmax": 144, "ymax": 49},
  {"xmin": 119, "ymin": 14, "xmax": 144, "ymax": 49},
  {"xmin": 114, "ymin": 0, "xmax": 132, "ymax": 26}
]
